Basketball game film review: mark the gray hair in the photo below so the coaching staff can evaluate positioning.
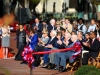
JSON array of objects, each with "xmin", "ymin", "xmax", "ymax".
[{"xmin": 50, "ymin": 19, "xmax": 55, "ymax": 24}]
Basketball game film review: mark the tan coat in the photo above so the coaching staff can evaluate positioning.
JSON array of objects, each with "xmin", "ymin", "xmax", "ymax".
[{"xmin": 62, "ymin": 23, "xmax": 72, "ymax": 34}]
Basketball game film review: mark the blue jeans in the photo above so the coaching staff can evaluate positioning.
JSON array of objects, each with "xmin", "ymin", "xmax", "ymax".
[
  {"xmin": 43, "ymin": 48, "xmax": 51, "ymax": 64},
  {"xmin": 54, "ymin": 51, "xmax": 75, "ymax": 69}
]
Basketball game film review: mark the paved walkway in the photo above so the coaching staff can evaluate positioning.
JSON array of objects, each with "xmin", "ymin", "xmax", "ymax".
[{"xmin": 0, "ymin": 58, "xmax": 75, "ymax": 75}]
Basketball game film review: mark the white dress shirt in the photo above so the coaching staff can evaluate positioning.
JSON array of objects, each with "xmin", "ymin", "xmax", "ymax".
[
  {"xmin": 78, "ymin": 24, "xmax": 87, "ymax": 34},
  {"xmin": 88, "ymin": 24, "xmax": 96, "ymax": 32}
]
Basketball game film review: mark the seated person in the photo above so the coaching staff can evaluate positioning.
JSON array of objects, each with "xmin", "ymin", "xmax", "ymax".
[
  {"xmin": 27, "ymin": 29, "xmax": 38, "ymax": 50},
  {"xmin": 47, "ymin": 31, "xmax": 64, "ymax": 69},
  {"xmin": 82, "ymin": 31, "xmax": 100, "ymax": 65},
  {"xmin": 54, "ymin": 35, "xmax": 82, "ymax": 72},
  {"xmin": 33, "ymin": 30, "xmax": 49, "ymax": 66},
  {"xmin": 35, "ymin": 30, "xmax": 50, "ymax": 52},
  {"xmin": 82, "ymin": 32, "xmax": 91, "ymax": 58}
]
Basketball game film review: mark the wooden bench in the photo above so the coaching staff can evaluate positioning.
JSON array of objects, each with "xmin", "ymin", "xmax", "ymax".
[
  {"xmin": 66, "ymin": 55, "xmax": 81, "ymax": 71},
  {"xmin": 88, "ymin": 52, "xmax": 100, "ymax": 69}
]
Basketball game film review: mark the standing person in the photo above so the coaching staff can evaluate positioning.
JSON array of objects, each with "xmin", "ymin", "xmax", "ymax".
[
  {"xmin": 87, "ymin": 19, "xmax": 96, "ymax": 32},
  {"xmin": 47, "ymin": 19, "xmax": 56, "ymax": 37},
  {"xmin": 55, "ymin": 21, "xmax": 63, "ymax": 32},
  {"xmin": 77, "ymin": 18, "xmax": 87, "ymax": 34},
  {"xmin": 42, "ymin": 20, "xmax": 48, "ymax": 31},
  {"xmin": 95, "ymin": 21, "xmax": 100, "ymax": 38},
  {"xmin": 0, "ymin": 20, "xmax": 3, "ymax": 59},
  {"xmin": 2, "ymin": 25, "xmax": 10, "ymax": 59},
  {"xmin": 62, "ymin": 18, "xmax": 72, "ymax": 34},
  {"xmin": 32, "ymin": 18, "xmax": 43, "ymax": 38},
  {"xmin": 15, "ymin": 24, "xmax": 26, "ymax": 61}
]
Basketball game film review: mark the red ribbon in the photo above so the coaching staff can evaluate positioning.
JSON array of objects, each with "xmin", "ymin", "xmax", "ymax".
[
  {"xmin": 22, "ymin": 44, "xmax": 81, "ymax": 69},
  {"xmin": 33, "ymin": 46, "xmax": 81, "ymax": 55}
]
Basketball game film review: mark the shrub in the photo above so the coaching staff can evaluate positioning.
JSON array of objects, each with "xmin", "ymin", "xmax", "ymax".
[
  {"xmin": 86, "ymin": 71, "xmax": 100, "ymax": 75},
  {"xmin": 74, "ymin": 65, "xmax": 100, "ymax": 75}
]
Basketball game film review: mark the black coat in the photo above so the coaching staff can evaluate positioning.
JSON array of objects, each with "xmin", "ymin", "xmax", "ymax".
[
  {"xmin": 32, "ymin": 23, "xmax": 43, "ymax": 38},
  {"xmin": 16, "ymin": 29, "xmax": 26, "ymax": 49},
  {"xmin": 47, "ymin": 24, "xmax": 56, "ymax": 37},
  {"xmin": 89, "ymin": 39, "xmax": 100, "ymax": 58},
  {"xmin": 46, "ymin": 37, "xmax": 58, "ymax": 48},
  {"xmin": 95, "ymin": 29, "xmax": 100, "ymax": 36}
]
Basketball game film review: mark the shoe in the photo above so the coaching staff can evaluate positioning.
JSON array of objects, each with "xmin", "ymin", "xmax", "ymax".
[
  {"xmin": 20, "ymin": 61, "xmax": 27, "ymax": 64},
  {"xmin": 41, "ymin": 64, "xmax": 48, "ymax": 68},
  {"xmin": 52, "ymin": 66, "xmax": 58, "ymax": 70},
  {"xmin": 59, "ymin": 66, "xmax": 67, "ymax": 72},
  {"xmin": 47, "ymin": 64, "xmax": 55, "ymax": 70}
]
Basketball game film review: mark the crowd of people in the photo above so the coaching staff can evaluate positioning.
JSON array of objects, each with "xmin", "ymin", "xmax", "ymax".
[
  {"xmin": 0, "ymin": 17, "xmax": 100, "ymax": 72},
  {"xmin": 15, "ymin": 17, "xmax": 100, "ymax": 72}
]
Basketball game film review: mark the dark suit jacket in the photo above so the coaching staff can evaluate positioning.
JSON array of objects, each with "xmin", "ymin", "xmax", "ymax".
[
  {"xmin": 32, "ymin": 23, "xmax": 43, "ymax": 38},
  {"xmin": 95, "ymin": 29, "xmax": 100, "ymax": 36},
  {"xmin": 89, "ymin": 38, "xmax": 100, "ymax": 58},
  {"xmin": 60, "ymin": 39, "xmax": 72, "ymax": 49},
  {"xmin": 46, "ymin": 37, "xmax": 58, "ymax": 49},
  {"xmin": 47, "ymin": 24, "xmax": 56, "ymax": 37},
  {"xmin": 16, "ymin": 29, "xmax": 26, "ymax": 48}
]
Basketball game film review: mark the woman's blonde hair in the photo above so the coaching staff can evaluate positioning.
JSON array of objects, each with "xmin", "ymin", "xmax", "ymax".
[{"xmin": 42, "ymin": 30, "xmax": 48, "ymax": 34}]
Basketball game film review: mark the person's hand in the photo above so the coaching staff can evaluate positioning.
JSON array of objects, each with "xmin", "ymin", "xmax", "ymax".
[
  {"xmin": 38, "ymin": 38, "xmax": 42, "ymax": 42},
  {"xmin": 57, "ymin": 40, "xmax": 62, "ymax": 45},
  {"xmin": 63, "ymin": 40, "xmax": 69, "ymax": 46},
  {"xmin": 27, "ymin": 38, "xmax": 31, "ymax": 42},
  {"xmin": 34, "ymin": 26, "xmax": 38, "ymax": 30},
  {"xmin": 45, "ymin": 44, "xmax": 53, "ymax": 48},
  {"xmin": 82, "ymin": 42, "xmax": 90, "ymax": 47},
  {"xmin": 82, "ymin": 42, "xmax": 87, "ymax": 46}
]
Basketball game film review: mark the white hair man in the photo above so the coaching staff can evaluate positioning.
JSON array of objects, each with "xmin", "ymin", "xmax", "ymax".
[
  {"xmin": 47, "ymin": 19, "xmax": 56, "ymax": 37},
  {"xmin": 43, "ymin": 30, "xmax": 58, "ymax": 67},
  {"xmin": 54, "ymin": 34, "xmax": 82, "ymax": 72}
]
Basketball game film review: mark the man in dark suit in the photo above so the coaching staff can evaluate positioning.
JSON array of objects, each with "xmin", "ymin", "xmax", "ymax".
[
  {"xmin": 82, "ymin": 31, "xmax": 100, "ymax": 65},
  {"xmin": 47, "ymin": 19, "xmax": 56, "ymax": 37},
  {"xmin": 32, "ymin": 18, "xmax": 43, "ymax": 38}
]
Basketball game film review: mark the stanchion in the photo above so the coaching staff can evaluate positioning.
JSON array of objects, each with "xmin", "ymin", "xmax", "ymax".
[{"xmin": 30, "ymin": 66, "xmax": 33, "ymax": 75}]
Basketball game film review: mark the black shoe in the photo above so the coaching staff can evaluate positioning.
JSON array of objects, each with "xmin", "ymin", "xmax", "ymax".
[
  {"xmin": 59, "ymin": 66, "xmax": 67, "ymax": 72},
  {"xmin": 20, "ymin": 61, "xmax": 27, "ymax": 64},
  {"xmin": 47, "ymin": 64, "xmax": 55, "ymax": 69},
  {"xmin": 33, "ymin": 62, "xmax": 40, "ymax": 67},
  {"xmin": 52, "ymin": 66, "xmax": 58, "ymax": 70}
]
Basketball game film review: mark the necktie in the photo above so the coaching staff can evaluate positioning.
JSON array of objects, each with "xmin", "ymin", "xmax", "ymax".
[{"xmin": 92, "ymin": 40, "xmax": 94, "ymax": 44}]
